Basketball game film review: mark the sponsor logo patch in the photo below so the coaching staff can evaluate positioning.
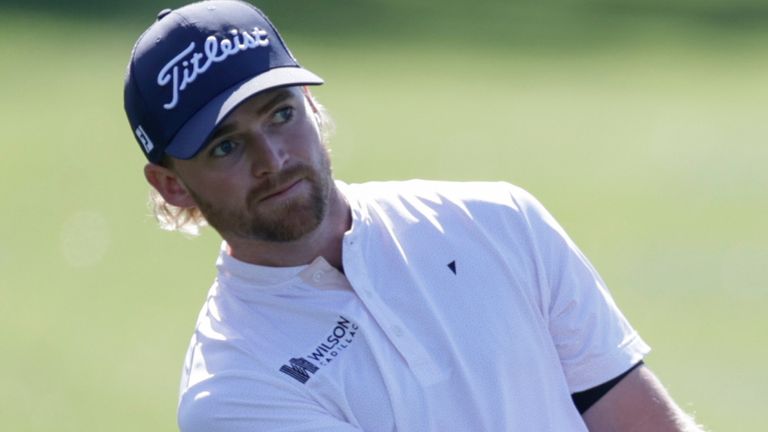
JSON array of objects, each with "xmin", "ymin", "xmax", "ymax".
[{"xmin": 279, "ymin": 315, "xmax": 359, "ymax": 384}]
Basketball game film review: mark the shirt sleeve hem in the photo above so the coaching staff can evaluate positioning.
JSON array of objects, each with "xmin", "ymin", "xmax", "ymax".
[{"xmin": 566, "ymin": 333, "xmax": 651, "ymax": 393}]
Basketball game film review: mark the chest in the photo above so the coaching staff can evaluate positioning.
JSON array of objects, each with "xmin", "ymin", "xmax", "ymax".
[{"xmin": 258, "ymin": 256, "xmax": 581, "ymax": 431}]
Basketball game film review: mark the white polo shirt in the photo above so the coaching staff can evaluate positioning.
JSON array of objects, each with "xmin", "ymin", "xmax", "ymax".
[{"xmin": 177, "ymin": 180, "xmax": 650, "ymax": 431}]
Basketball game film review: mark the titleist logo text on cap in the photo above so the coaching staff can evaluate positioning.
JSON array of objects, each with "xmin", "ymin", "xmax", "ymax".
[{"xmin": 158, "ymin": 27, "xmax": 271, "ymax": 110}]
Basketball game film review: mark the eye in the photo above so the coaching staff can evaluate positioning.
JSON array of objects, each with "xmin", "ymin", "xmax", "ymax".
[
  {"xmin": 273, "ymin": 106, "xmax": 295, "ymax": 124},
  {"xmin": 209, "ymin": 139, "xmax": 238, "ymax": 158}
]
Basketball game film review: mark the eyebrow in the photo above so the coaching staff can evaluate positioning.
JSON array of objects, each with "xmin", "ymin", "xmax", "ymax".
[
  {"xmin": 205, "ymin": 89, "xmax": 296, "ymax": 145},
  {"xmin": 257, "ymin": 89, "xmax": 295, "ymax": 116}
]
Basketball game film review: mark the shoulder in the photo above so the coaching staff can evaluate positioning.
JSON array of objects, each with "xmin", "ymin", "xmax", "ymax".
[
  {"xmin": 341, "ymin": 179, "xmax": 542, "ymax": 217},
  {"xmin": 176, "ymin": 288, "xmax": 292, "ymax": 431},
  {"xmin": 342, "ymin": 178, "xmax": 530, "ymax": 200},
  {"xmin": 178, "ymin": 284, "xmax": 257, "ymax": 396}
]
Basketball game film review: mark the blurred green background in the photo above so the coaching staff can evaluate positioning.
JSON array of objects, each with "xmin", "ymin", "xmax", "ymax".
[{"xmin": 1, "ymin": 0, "xmax": 766, "ymax": 430}]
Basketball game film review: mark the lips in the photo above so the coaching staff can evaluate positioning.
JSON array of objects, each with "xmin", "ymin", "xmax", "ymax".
[
  {"xmin": 247, "ymin": 163, "xmax": 313, "ymax": 205},
  {"xmin": 258, "ymin": 178, "xmax": 304, "ymax": 202}
]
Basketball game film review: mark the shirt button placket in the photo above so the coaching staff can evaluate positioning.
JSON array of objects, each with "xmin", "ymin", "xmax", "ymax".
[{"xmin": 312, "ymin": 271, "xmax": 323, "ymax": 283}]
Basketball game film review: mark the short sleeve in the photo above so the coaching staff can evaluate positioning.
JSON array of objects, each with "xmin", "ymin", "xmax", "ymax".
[{"xmin": 509, "ymin": 185, "xmax": 650, "ymax": 392}]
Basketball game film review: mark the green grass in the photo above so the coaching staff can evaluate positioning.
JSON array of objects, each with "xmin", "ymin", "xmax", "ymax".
[{"xmin": 1, "ymin": 6, "xmax": 766, "ymax": 431}]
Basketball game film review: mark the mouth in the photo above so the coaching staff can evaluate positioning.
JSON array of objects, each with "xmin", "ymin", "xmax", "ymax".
[{"xmin": 258, "ymin": 178, "xmax": 305, "ymax": 203}]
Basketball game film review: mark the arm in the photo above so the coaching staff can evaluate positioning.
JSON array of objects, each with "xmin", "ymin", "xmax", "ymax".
[
  {"xmin": 506, "ymin": 186, "xmax": 703, "ymax": 431},
  {"xmin": 582, "ymin": 364, "xmax": 704, "ymax": 432}
]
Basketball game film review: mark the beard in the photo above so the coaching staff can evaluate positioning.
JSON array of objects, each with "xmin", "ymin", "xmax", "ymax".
[{"xmin": 190, "ymin": 150, "xmax": 333, "ymax": 243}]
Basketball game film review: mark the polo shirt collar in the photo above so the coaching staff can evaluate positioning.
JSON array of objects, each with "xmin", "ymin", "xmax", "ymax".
[
  {"xmin": 216, "ymin": 241, "xmax": 306, "ymax": 287},
  {"xmin": 215, "ymin": 243, "xmax": 353, "ymax": 299}
]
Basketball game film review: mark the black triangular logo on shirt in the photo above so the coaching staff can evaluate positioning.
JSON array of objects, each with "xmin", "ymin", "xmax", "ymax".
[{"xmin": 447, "ymin": 260, "xmax": 457, "ymax": 275}]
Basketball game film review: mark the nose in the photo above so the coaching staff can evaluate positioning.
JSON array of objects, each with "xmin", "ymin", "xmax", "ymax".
[{"xmin": 248, "ymin": 134, "xmax": 288, "ymax": 178}]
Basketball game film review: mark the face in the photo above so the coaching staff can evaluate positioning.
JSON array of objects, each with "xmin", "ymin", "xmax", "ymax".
[{"xmin": 170, "ymin": 86, "xmax": 334, "ymax": 243}]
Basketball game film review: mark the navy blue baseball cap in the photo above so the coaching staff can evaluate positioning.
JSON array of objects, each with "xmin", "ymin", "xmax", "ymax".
[{"xmin": 124, "ymin": 0, "xmax": 323, "ymax": 163}]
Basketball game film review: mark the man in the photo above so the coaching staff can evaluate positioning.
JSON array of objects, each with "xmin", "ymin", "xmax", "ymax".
[{"xmin": 124, "ymin": 1, "xmax": 704, "ymax": 430}]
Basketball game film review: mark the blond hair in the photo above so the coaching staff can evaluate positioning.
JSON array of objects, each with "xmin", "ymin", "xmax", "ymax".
[{"xmin": 148, "ymin": 92, "xmax": 334, "ymax": 236}]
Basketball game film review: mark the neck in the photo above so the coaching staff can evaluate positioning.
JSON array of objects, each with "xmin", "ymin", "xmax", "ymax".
[{"xmin": 224, "ymin": 185, "xmax": 351, "ymax": 270}]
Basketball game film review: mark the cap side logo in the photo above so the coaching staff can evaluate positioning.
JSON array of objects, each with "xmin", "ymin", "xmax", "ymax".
[
  {"xmin": 157, "ymin": 27, "xmax": 270, "ymax": 110},
  {"xmin": 135, "ymin": 125, "xmax": 154, "ymax": 153}
]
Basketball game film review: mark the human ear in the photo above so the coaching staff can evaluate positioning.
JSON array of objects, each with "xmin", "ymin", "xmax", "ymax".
[{"xmin": 144, "ymin": 163, "xmax": 197, "ymax": 208}]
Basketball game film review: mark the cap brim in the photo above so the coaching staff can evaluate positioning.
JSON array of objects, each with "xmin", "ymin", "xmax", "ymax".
[{"xmin": 165, "ymin": 66, "xmax": 323, "ymax": 160}]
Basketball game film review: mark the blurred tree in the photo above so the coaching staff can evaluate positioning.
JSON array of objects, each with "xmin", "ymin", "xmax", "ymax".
[{"xmin": 2, "ymin": 0, "xmax": 766, "ymax": 50}]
